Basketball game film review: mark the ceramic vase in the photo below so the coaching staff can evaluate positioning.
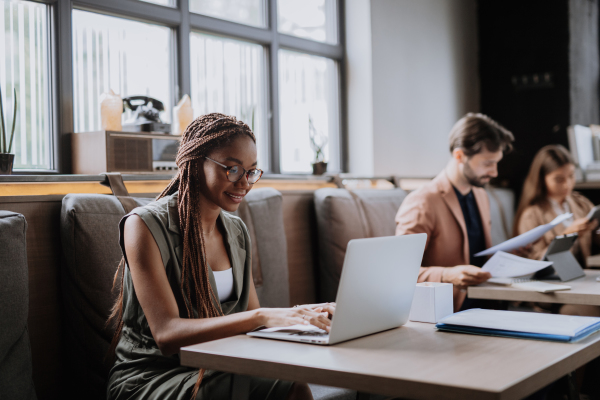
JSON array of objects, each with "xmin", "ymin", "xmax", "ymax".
[
  {"xmin": 0, "ymin": 153, "xmax": 14, "ymax": 175},
  {"xmin": 312, "ymin": 161, "xmax": 327, "ymax": 175}
]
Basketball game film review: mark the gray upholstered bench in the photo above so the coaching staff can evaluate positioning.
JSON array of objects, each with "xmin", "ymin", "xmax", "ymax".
[
  {"xmin": 0, "ymin": 211, "xmax": 37, "ymax": 400},
  {"xmin": 60, "ymin": 188, "xmax": 354, "ymax": 400}
]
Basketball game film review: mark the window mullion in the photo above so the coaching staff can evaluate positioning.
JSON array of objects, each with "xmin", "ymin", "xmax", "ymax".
[
  {"xmin": 72, "ymin": 0, "xmax": 180, "ymax": 25},
  {"xmin": 278, "ymin": 34, "xmax": 343, "ymax": 60},
  {"xmin": 268, "ymin": 0, "xmax": 280, "ymax": 174},
  {"xmin": 56, "ymin": 0, "xmax": 73, "ymax": 173},
  {"xmin": 177, "ymin": 0, "xmax": 190, "ymax": 105},
  {"xmin": 337, "ymin": 0, "xmax": 347, "ymax": 172}
]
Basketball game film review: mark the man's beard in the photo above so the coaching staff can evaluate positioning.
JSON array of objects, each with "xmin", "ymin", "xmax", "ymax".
[{"xmin": 463, "ymin": 161, "xmax": 491, "ymax": 188}]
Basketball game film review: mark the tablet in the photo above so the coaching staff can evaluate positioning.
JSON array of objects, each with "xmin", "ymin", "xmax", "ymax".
[
  {"xmin": 587, "ymin": 205, "xmax": 600, "ymax": 222},
  {"xmin": 534, "ymin": 234, "xmax": 584, "ymax": 281},
  {"xmin": 545, "ymin": 233, "xmax": 578, "ymax": 255}
]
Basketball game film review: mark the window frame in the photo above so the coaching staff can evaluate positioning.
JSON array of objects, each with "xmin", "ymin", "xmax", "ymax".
[{"xmin": 30, "ymin": 0, "xmax": 346, "ymax": 174}]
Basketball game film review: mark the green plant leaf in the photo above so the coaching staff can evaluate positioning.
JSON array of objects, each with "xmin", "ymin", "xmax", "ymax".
[
  {"xmin": 0, "ymin": 84, "xmax": 5, "ymax": 153},
  {"xmin": 8, "ymin": 88, "xmax": 17, "ymax": 154}
]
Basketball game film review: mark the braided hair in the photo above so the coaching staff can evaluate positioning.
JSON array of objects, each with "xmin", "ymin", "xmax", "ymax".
[{"xmin": 107, "ymin": 113, "xmax": 256, "ymax": 398}]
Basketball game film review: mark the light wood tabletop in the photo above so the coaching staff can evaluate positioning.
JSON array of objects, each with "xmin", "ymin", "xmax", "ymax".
[
  {"xmin": 468, "ymin": 270, "xmax": 600, "ymax": 305},
  {"xmin": 180, "ymin": 321, "xmax": 600, "ymax": 400}
]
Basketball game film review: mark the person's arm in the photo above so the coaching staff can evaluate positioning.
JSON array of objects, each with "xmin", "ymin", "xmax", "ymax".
[
  {"xmin": 440, "ymin": 266, "xmax": 490, "ymax": 286},
  {"xmin": 395, "ymin": 196, "xmax": 490, "ymax": 286},
  {"xmin": 516, "ymin": 207, "xmax": 551, "ymax": 260},
  {"xmin": 124, "ymin": 215, "xmax": 332, "ymax": 356},
  {"xmin": 569, "ymin": 194, "xmax": 600, "ymax": 247},
  {"xmin": 594, "ymin": 224, "xmax": 600, "ymax": 248},
  {"xmin": 562, "ymin": 218, "xmax": 599, "ymax": 236}
]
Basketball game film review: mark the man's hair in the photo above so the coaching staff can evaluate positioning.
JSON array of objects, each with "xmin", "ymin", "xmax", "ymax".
[{"xmin": 448, "ymin": 113, "xmax": 514, "ymax": 157}]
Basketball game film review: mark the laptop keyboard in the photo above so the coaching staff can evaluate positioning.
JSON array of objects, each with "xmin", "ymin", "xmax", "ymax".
[{"xmin": 291, "ymin": 331, "xmax": 329, "ymax": 337}]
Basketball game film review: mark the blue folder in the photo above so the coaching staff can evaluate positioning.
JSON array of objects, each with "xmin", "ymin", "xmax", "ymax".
[{"xmin": 435, "ymin": 309, "xmax": 600, "ymax": 343}]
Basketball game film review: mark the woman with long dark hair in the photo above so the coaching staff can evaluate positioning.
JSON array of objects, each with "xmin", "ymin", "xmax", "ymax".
[
  {"xmin": 514, "ymin": 145, "xmax": 599, "ymax": 315},
  {"xmin": 514, "ymin": 145, "xmax": 599, "ymax": 265},
  {"xmin": 106, "ymin": 113, "xmax": 334, "ymax": 400}
]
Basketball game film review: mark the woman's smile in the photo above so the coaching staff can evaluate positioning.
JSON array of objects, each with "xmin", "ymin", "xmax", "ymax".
[{"xmin": 225, "ymin": 191, "xmax": 246, "ymax": 203}]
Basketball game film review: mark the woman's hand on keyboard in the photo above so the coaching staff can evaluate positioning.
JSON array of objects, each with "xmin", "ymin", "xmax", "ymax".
[
  {"xmin": 256, "ymin": 306, "xmax": 333, "ymax": 332},
  {"xmin": 295, "ymin": 303, "xmax": 336, "ymax": 319}
]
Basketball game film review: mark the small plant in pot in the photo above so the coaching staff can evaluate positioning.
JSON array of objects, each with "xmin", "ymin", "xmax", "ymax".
[
  {"xmin": 309, "ymin": 116, "xmax": 328, "ymax": 175},
  {"xmin": 0, "ymin": 86, "xmax": 17, "ymax": 175}
]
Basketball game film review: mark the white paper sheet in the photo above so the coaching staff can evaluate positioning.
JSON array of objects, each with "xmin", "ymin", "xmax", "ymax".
[
  {"xmin": 481, "ymin": 251, "xmax": 553, "ymax": 278},
  {"xmin": 258, "ymin": 324, "xmax": 325, "ymax": 333},
  {"xmin": 475, "ymin": 213, "xmax": 572, "ymax": 257}
]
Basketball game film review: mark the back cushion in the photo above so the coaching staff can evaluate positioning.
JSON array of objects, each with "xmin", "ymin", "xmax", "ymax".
[
  {"xmin": 237, "ymin": 188, "xmax": 290, "ymax": 307},
  {"xmin": 0, "ymin": 211, "xmax": 37, "ymax": 400},
  {"xmin": 313, "ymin": 188, "xmax": 407, "ymax": 302},
  {"xmin": 486, "ymin": 187, "xmax": 515, "ymax": 246},
  {"xmin": 60, "ymin": 194, "xmax": 153, "ymax": 399}
]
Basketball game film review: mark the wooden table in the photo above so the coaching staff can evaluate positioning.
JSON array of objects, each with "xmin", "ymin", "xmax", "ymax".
[
  {"xmin": 468, "ymin": 270, "xmax": 600, "ymax": 305},
  {"xmin": 180, "ymin": 321, "xmax": 600, "ymax": 400}
]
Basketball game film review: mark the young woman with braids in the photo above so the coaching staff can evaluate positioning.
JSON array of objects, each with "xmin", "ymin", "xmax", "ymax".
[{"xmin": 106, "ymin": 113, "xmax": 335, "ymax": 400}]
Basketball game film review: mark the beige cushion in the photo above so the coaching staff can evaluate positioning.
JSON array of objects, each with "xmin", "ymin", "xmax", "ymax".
[
  {"xmin": 314, "ymin": 188, "xmax": 408, "ymax": 301},
  {"xmin": 237, "ymin": 188, "xmax": 290, "ymax": 307},
  {"xmin": 486, "ymin": 187, "xmax": 515, "ymax": 246}
]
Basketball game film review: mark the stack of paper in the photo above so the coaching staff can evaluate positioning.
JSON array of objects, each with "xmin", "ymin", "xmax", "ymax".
[
  {"xmin": 482, "ymin": 251, "xmax": 552, "ymax": 278},
  {"xmin": 475, "ymin": 213, "xmax": 572, "ymax": 257},
  {"xmin": 436, "ymin": 309, "xmax": 600, "ymax": 342}
]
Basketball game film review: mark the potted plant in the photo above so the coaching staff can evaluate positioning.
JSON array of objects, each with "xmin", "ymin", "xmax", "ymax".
[
  {"xmin": 309, "ymin": 116, "xmax": 328, "ymax": 175},
  {"xmin": 0, "ymin": 87, "xmax": 17, "ymax": 175}
]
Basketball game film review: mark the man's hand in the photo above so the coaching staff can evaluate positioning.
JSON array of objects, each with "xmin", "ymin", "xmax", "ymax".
[{"xmin": 442, "ymin": 265, "xmax": 491, "ymax": 287}]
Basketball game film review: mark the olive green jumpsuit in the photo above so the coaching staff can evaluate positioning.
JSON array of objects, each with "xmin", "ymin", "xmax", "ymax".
[{"xmin": 107, "ymin": 193, "xmax": 293, "ymax": 400}]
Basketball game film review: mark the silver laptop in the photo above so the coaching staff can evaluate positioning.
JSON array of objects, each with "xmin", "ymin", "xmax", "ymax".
[{"xmin": 247, "ymin": 233, "xmax": 427, "ymax": 345}]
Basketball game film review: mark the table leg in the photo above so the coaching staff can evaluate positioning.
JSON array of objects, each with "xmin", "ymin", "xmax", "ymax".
[
  {"xmin": 566, "ymin": 371, "xmax": 579, "ymax": 400},
  {"xmin": 231, "ymin": 374, "xmax": 251, "ymax": 400}
]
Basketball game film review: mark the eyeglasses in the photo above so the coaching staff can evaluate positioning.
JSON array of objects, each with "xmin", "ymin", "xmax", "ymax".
[{"xmin": 204, "ymin": 157, "xmax": 264, "ymax": 184}]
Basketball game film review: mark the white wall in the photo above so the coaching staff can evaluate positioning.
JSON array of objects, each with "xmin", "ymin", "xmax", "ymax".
[
  {"xmin": 344, "ymin": 0, "xmax": 374, "ymax": 176},
  {"xmin": 345, "ymin": 0, "xmax": 480, "ymax": 177}
]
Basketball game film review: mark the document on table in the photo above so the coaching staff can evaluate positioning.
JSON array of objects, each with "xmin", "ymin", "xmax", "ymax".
[
  {"xmin": 475, "ymin": 213, "xmax": 572, "ymax": 257},
  {"xmin": 436, "ymin": 309, "xmax": 600, "ymax": 342},
  {"xmin": 481, "ymin": 251, "xmax": 552, "ymax": 278}
]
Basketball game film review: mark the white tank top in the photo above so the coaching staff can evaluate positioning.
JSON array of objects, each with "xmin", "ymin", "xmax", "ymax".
[{"xmin": 213, "ymin": 268, "xmax": 234, "ymax": 303}]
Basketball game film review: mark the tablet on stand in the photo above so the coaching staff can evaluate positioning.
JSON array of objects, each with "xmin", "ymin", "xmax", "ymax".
[{"xmin": 534, "ymin": 233, "xmax": 585, "ymax": 282}]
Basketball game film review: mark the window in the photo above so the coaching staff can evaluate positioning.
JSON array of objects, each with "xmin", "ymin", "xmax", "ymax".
[
  {"xmin": 72, "ymin": 10, "xmax": 172, "ymax": 133},
  {"xmin": 1, "ymin": 0, "xmax": 52, "ymax": 170},
  {"xmin": 277, "ymin": 0, "xmax": 338, "ymax": 44},
  {"xmin": 189, "ymin": 0, "xmax": 266, "ymax": 28},
  {"xmin": 4, "ymin": 0, "xmax": 343, "ymax": 173},
  {"xmin": 190, "ymin": 32, "xmax": 268, "ymax": 170},
  {"xmin": 278, "ymin": 50, "xmax": 340, "ymax": 173}
]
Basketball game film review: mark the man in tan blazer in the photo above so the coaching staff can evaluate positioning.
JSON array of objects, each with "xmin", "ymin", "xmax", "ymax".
[{"xmin": 396, "ymin": 113, "xmax": 514, "ymax": 311}]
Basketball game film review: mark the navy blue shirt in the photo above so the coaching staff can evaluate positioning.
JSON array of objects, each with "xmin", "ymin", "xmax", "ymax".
[{"xmin": 453, "ymin": 186, "xmax": 486, "ymax": 268}]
